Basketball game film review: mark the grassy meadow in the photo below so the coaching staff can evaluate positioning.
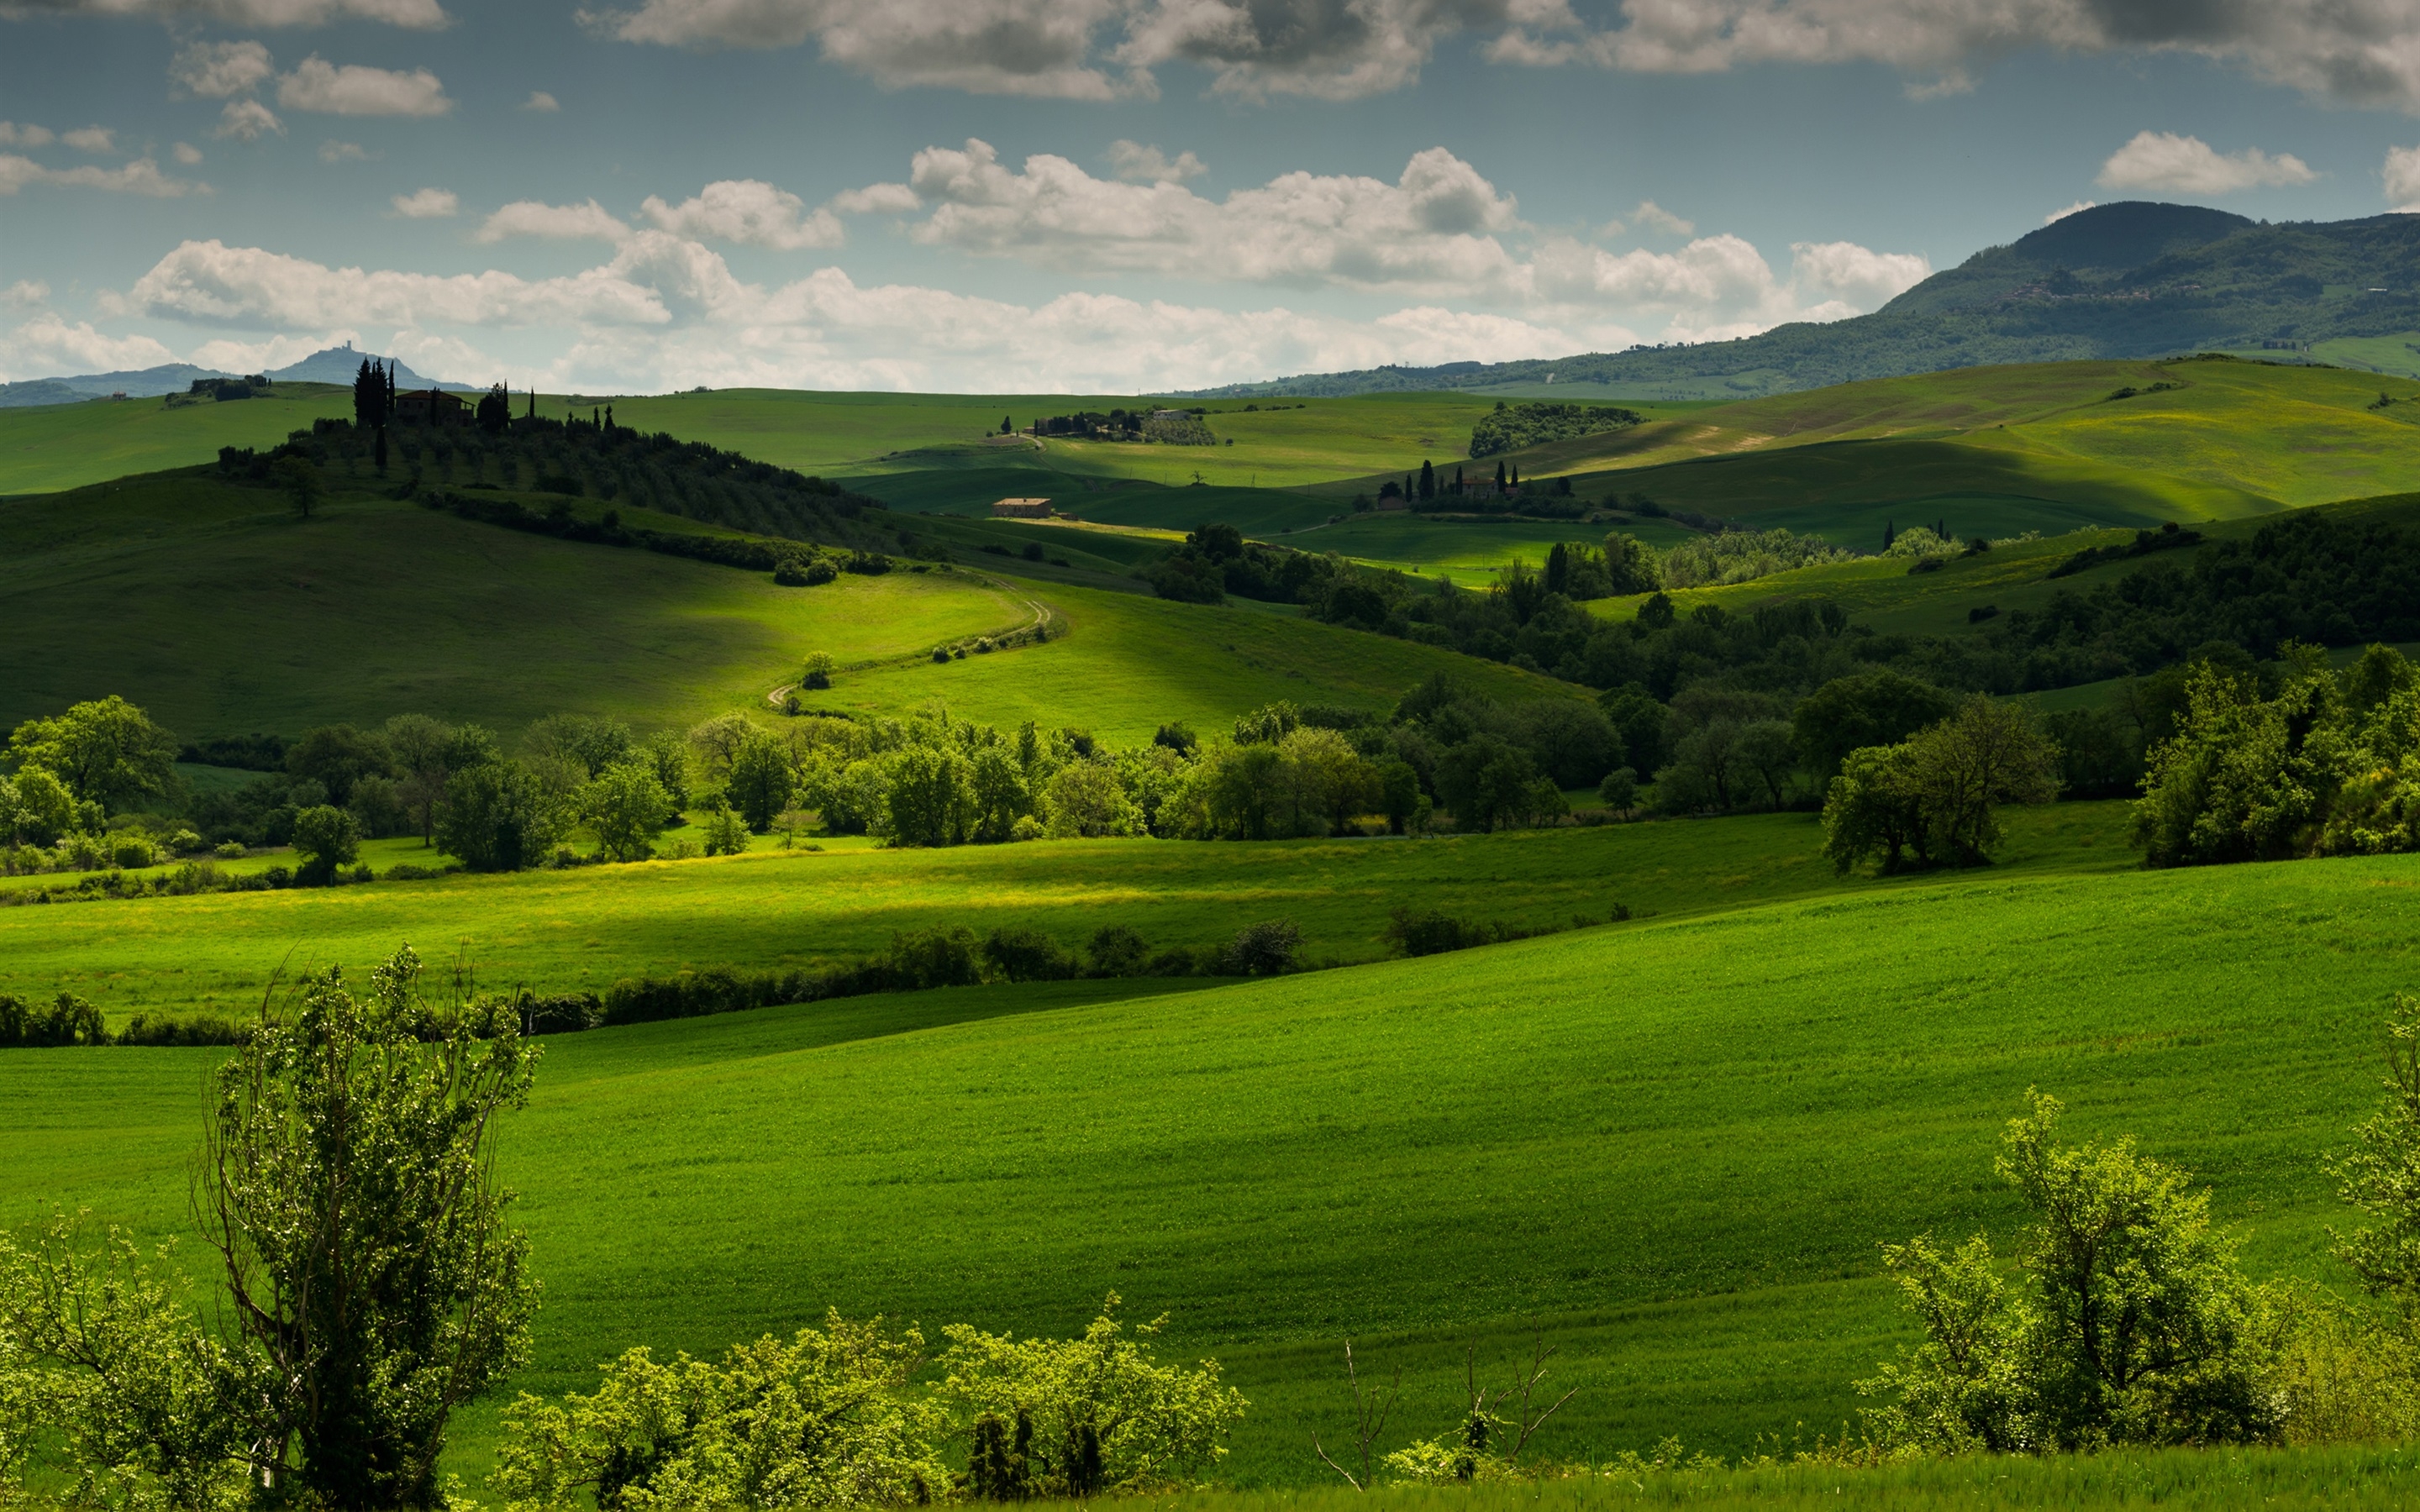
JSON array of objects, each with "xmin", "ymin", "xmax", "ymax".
[
  {"xmin": 5, "ymin": 837, "xmax": 2414, "ymax": 1486},
  {"xmin": 0, "ymin": 383, "xmax": 353, "ymax": 497}
]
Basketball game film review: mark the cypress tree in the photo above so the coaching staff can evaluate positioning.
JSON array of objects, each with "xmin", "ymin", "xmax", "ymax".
[
  {"xmin": 1454, "ymin": 465, "xmax": 1465, "ymax": 494},
  {"xmin": 1883, "ymin": 519, "xmax": 1896, "ymax": 549},
  {"xmin": 1418, "ymin": 459, "xmax": 1434, "ymax": 500},
  {"xmin": 1511, "ymin": 463, "xmax": 1520, "ymax": 489},
  {"xmin": 1495, "ymin": 459, "xmax": 1507, "ymax": 490}
]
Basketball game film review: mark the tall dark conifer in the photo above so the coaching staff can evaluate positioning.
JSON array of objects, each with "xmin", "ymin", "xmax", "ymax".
[{"xmin": 1418, "ymin": 459, "xmax": 1434, "ymax": 500}]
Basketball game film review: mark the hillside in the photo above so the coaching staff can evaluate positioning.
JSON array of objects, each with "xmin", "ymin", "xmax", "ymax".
[
  {"xmin": 1193, "ymin": 202, "xmax": 2420, "ymax": 400},
  {"xmin": 4, "ymin": 833, "xmax": 2410, "ymax": 1481},
  {"xmin": 0, "ymin": 344, "xmax": 470, "ymax": 411}
]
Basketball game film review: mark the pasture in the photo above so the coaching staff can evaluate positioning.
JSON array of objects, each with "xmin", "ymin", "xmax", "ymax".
[{"xmin": 4, "ymin": 838, "xmax": 2412, "ymax": 1485}]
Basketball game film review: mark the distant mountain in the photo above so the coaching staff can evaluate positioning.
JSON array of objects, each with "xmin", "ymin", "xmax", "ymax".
[
  {"xmin": 0, "ymin": 344, "xmax": 475, "ymax": 411},
  {"xmin": 1186, "ymin": 202, "xmax": 2420, "ymax": 399},
  {"xmin": 264, "ymin": 344, "xmax": 477, "ymax": 391}
]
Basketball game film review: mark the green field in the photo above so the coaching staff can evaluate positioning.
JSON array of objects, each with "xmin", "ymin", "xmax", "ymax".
[
  {"xmin": 0, "ymin": 471, "xmax": 1559, "ymax": 741},
  {"xmin": 0, "ymin": 384, "xmax": 354, "ymax": 497},
  {"xmin": 4, "ymin": 827, "xmax": 2411, "ymax": 1485},
  {"xmin": 0, "ymin": 802, "xmax": 2127, "ymax": 1020}
]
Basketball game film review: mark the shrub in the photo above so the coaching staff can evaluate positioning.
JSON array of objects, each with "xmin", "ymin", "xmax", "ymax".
[
  {"xmin": 0, "ymin": 992, "xmax": 106, "ymax": 1047},
  {"xmin": 1597, "ymin": 766, "xmax": 1639, "ymax": 810},
  {"xmin": 117, "ymin": 1013, "xmax": 250, "ymax": 1047},
  {"xmin": 167, "ymin": 829, "xmax": 202, "ymax": 854},
  {"xmin": 886, "ymin": 927, "xmax": 981, "ymax": 990},
  {"xmin": 1221, "ymin": 919, "xmax": 1301, "ymax": 977},
  {"xmin": 701, "ymin": 806, "xmax": 750, "ymax": 857},
  {"xmin": 214, "ymin": 840, "xmax": 248, "ymax": 860},
  {"xmin": 290, "ymin": 804, "xmax": 361, "ymax": 885},
  {"xmin": 110, "ymin": 836, "xmax": 155, "ymax": 869},
  {"xmin": 983, "ymin": 928, "xmax": 1076, "ymax": 983},
  {"xmin": 772, "ymin": 559, "xmax": 812, "ymax": 585},
  {"xmin": 805, "ymin": 560, "xmax": 838, "ymax": 585},
  {"xmin": 1145, "ymin": 947, "xmax": 1198, "ymax": 977},
  {"xmin": 1387, "ymin": 909, "xmax": 1489, "ymax": 958},
  {"xmin": 1086, "ymin": 925, "xmax": 1149, "ymax": 978}
]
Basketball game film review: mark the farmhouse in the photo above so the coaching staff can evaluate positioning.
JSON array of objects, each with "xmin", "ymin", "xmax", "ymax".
[
  {"xmin": 991, "ymin": 497, "xmax": 1052, "ymax": 518},
  {"xmin": 396, "ymin": 387, "xmax": 469, "ymax": 426}
]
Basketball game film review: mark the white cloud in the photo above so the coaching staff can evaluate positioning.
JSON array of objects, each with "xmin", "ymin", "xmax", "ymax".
[
  {"xmin": 171, "ymin": 39, "xmax": 275, "ymax": 98},
  {"xmin": 0, "ymin": 123, "xmax": 55, "ymax": 148},
  {"xmin": 215, "ymin": 100, "xmax": 285, "ymax": 140},
  {"xmin": 0, "ymin": 154, "xmax": 204, "ymax": 197},
  {"xmin": 2044, "ymin": 199, "xmax": 2096, "ymax": 223},
  {"xmin": 3, "ymin": 279, "xmax": 50, "ymax": 309},
  {"xmin": 475, "ymin": 198, "xmax": 634, "ymax": 244},
  {"xmin": 831, "ymin": 181, "xmax": 920, "ymax": 215},
  {"xmin": 1106, "ymin": 139, "xmax": 1205, "ymax": 183},
  {"xmin": 0, "ymin": 312, "xmax": 177, "ymax": 381},
  {"xmin": 60, "ymin": 126, "xmax": 115, "ymax": 152},
  {"xmin": 1789, "ymin": 240, "xmax": 1930, "ymax": 308},
  {"xmin": 390, "ymin": 186, "xmax": 457, "ymax": 217},
  {"xmin": 2391, "ymin": 146, "xmax": 2420, "ymax": 212},
  {"xmin": 319, "ymin": 139, "xmax": 369, "ymax": 161},
  {"xmin": 128, "ymin": 236, "xmax": 674, "ymax": 328},
  {"xmin": 1630, "ymin": 199, "xmax": 1693, "ymax": 235},
  {"xmin": 641, "ymin": 180, "xmax": 843, "ymax": 249},
  {"xmin": 21, "ymin": 0, "xmax": 445, "ymax": 27},
  {"xmin": 188, "ymin": 330, "xmax": 352, "ymax": 371},
  {"xmin": 522, "ymin": 90, "xmax": 560, "ymax": 112},
  {"xmin": 876, "ymin": 140, "xmax": 1528, "ymax": 297},
  {"xmin": 173, "ymin": 142, "xmax": 204, "ymax": 165},
  {"xmin": 2096, "ymin": 131, "xmax": 2317, "ymax": 195},
  {"xmin": 278, "ymin": 55, "xmax": 451, "ymax": 116}
]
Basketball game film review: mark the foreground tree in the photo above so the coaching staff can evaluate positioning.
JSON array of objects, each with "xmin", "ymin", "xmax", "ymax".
[
  {"xmin": 6, "ymin": 695, "xmax": 178, "ymax": 815},
  {"xmin": 1863, "ymin": 1092, "xmax": 2284, "ymax": 1452},
  {"xmin": 2332, "ymin": 991, "xmax": 2420, "ymax": 1316},
  {"xmin": 290, "ymin": 804, "xmax": 361, "ymax": 884},
  {"xmin": 583, "ymin": 760, "xmax": 673, "ymax": 862},
  {"xmin": 437, "ymin": 759, "xmax": 563, "ymax": 871}
]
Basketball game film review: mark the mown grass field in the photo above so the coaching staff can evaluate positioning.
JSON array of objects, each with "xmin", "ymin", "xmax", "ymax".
[
  {"xmin": 0, "ymin": 802, "xmax": 2129, "ymax": 1019},
  {"xmin": 4, "ymin": 837, "xmax": 2412, "ymax": 1487},
  {"xmin": 0, "ymin": 471, "xmax": 1556, "ymax": 742}
]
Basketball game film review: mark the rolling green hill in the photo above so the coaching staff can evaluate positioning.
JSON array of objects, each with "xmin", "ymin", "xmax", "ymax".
[
  {"xmin": 3, "ymin": 830, "xmax": 2410, "ymax": 1484},
  {"xmin": 0, "ymin": 383, "xmax": 354, "ymax": 496},
  {"xmin": 0, "ymin": 468, "xmax": 1562, "ymax": 743}
]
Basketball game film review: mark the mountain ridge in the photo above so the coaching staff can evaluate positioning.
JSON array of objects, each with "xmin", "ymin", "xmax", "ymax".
[
  {"xmin": 1181, "ymin": 202, "xmax": 2420, "ymax": 399},
  {"xmin": 0, "ymin": 344, "xmax": 476, "ymax": 411}
]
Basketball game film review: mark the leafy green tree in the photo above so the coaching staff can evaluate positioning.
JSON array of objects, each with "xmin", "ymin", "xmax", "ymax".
[
  {"xmin": 1439, "ymin": 735, "xmax": 1536, "ymax": 832},
  {"xmin": 492, "ymin": 1315, "xmax": 950, "ymax": 1511},
  {"xmin": 382, "ymin": 713, "xmax": 456, "ymax": 847},
  {"xmin": 886, "ymin": 743, "xmax": 973, "ymax": 848},
  {"xmin": 1377, "ymin": 758, "xmax": 1423, "ymax": 835},
  {"xmin": 584, "ymin": 761, "xmax": 673, "ymax": 863},
  {"xmin": 436, "ymin": 760, "xmax": 563, "ymax": 872},
  {"xmin": 639, "ymin": 729, "xmax": 693, "ymax": 811},
  {"xmin": 2136, "ymin": 660, "xmax": 2338, "ymax": 866},
  {"xmin": 273, "ymin": 454, "xmax": 323, "ymax": 520},
  {"xmin": 1597, "ymin": 685, "xmax": 1669, "ymax": 774},
  {"xmin": 687, "ymin": 714, "xmax": 755, "ymax": 779},
  {"xmin": 203, "ymin": 946, "xmax": 539, "ymax": 1508},
  {"xmin": 727, "ymin": 734, "xmax": 797, "ymax": 833},
  {"xmin": 968, "ymin": 745, "xmax": 1032, "ymax": 843},
  {"xmin": 1599, "ymin": 533, "xmax": 1659, "ymax": 595},
  {"xmin": 1904, "ymin": 696, "xmax": 2062, "ymax": 865},
  {"xmin": 1792, "ymin": 670, "xmax": 1960, "ymax": 787},
  {"xmin": 291, "ymin": 804, "xmax": 361, "ymax": 885},
  {"xmin": 1864, "ymin": 1092, "xmax": 2285, "ymax": 1453},
  {"xmin": 1822, "ymin": 743, "xmax": 1929, "ymax": 874},
  {"xmin": 939, "ymin": 1298, "xmax": 1246, "ymax": 1496},
  {"xmin": 287, "ymin": 722, "xmax": 395, "ymax": 806},
  {"xmin": 7, "ymin": 695, "xmax": 178, "ymax": 814},
  {"xmin": 1043, "ymin": 760, "xmax": 1138, "ymax": 838},
  {"xmin": 1222, "ymin": 919, "xmax": 1302, "ymax": 976},
  {"xmin": 2331, "ymin": 992, "xmax": 2420, "ymax": 1318},
  {"xmin": 1086, "ymin": 925, "xmax": 1149, "ymax": 977},
  {"xmin": 0, "ymin": 1212, "xmax": 255, "ymax": 1509},
  {"xmin": 701, "ymin": 805, "xmax": 750, "ymax": 857},
  {"xmin": 523, "ymin": 715, "xmax": 634, "ymax": 780},
  {"xmin": 0, "ymin": 766, "xmax": 76, "ymax": 847}
]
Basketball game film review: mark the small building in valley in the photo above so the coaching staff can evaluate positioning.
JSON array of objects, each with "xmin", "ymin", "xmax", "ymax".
[
  {"xmin": 991, "ymin": 497, "xmax": 1053, "ymax": 518},
  {"xmin": 396, "ymin": 387, "xmax": 469, "ymax": 426}
]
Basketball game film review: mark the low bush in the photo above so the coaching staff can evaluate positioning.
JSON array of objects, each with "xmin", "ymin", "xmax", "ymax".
[{"xmin": 1220, "ymin": 919, "xmax": 1302, "ymax": 977}]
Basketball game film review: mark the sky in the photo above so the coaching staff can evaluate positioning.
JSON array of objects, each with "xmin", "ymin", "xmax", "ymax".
[{"xmin": 8, "ymin": 2, "xmax": 2420, "ymax": 395}]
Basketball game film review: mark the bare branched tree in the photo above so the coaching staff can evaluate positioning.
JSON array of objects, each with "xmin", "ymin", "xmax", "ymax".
[{"xmin": 1312, "ymin": 1341, "xmax": 1402, "ymax": 1491}]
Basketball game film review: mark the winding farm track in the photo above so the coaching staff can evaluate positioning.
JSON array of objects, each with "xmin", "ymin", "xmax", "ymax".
[{"xmin": 763, "ymin": 574, "xmax": 1056, "ymax": 713}]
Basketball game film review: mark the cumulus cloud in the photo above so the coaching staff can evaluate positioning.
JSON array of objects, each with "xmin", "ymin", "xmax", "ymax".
[
  {"xmin": 319, "ymin": 139, "xmax": 369, "ymax": 161},
  {"xmin": 2388, "ymin": 146, "xmax": 2420, "ymax": 212},
  {"xmin": 522, "ymin": 90, "xmax": 560, "ymax": 111},
  {"xmin": 277, "ymin": 55, "xmax": 451, "ymax": 115},
  {"xmin": 1106, "ymin": 139, "xmax": 1204, "ymax": 183},
  {"xmin": 390, "ymin": 186, "xmax": 456, "ymax": 217},
  {"xmin": 2045, "ymin": 198, "xmax": 2096, "ymax": 223},
  {"xmin": 171, "ymin": 39, "xmax": 275, "ymax": 98},
  {"xmin": 2096, "ymin": 131, "xmax": 2316, "ymax": 194},
  {"xmin": 831, "ymin": 181, "xmax": 921, "ymax": 215},
  {"xmin": 0, "ymin": 123, "xmax": 55, "ymax": 147},
  {"xmin": 60, "ymin": 125, "xmax": 115, "ymax": 152},
  {"xmin": 0, "ymin": 312, "xmax": 176, "ymax": 382},
  {"xmin": 173, "ymin": 141, "xmax": 204, "ymax": 164},
  {"xmin": 3, "ymin": 279, "xmax": 50, "ymax": 309},
  {"xmin": 215, "ymin": 100, "xmax": 284, "ymax": 139},
  {"xmin": 864, "ymin": 140, "xmax": 1527, "ymax": 296},
  {"xmin": 128, "ymin": 236, "xmax": 674, "ymax": 328},
  {"xmin": 1630, "ymin": 199, "xmax": 1693, "ymax": 236},
  {"xmin": 187, "ymin": 330, "xmax": 354, "ymax": 371},
  {"xmin": 10, "ymin": 0, "xmax": 446, "ymax": 28},
  {"xmin": 475, "ymin": 198, "xmax": 633, "ymax": 244},
  {"xmin": 641, "ymin": 179, "xmax": 844, "ymax": 249},
  {"xmin": 0, "ymin": 154, "xmax": 204, "ymax": 197},
  {"xmin": 1790, "ymin": 240, "xmax": 1930, "ymax": 308}
]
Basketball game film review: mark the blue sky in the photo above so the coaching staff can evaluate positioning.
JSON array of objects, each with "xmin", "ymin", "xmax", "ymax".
[{"xmin": 7, "ymin": 0, "xmax": 2420, "ymax": 393}]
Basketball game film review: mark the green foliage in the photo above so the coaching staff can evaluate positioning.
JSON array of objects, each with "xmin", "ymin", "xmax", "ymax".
[
  {"xmin": 437, "ymin": 759, "xmax": 566, "ymax": 873},
  {"xmin": 939, "ymin": 1297, "xmax": 1246, "ymax": 1495},
  {"xmin": 1221, "ymin": 919, "xmax": 1302, "ymax": 977},
  {"xmin": 1467, "ymin": 402, "xmax": 1641, "ymax": 459},
  {"xmin": 2329, "ymin": 992, "xmax": 2420, "ymax": 1318},
  {"xmin": 1659, "ymin": 528, "xmax": 1853, "ymax": 590},
  {"xmin": 1864, "ymin": 1092, "xmax": 2286, "ymax": 1453},
  {"xmin": 205, "ymin": 945, "xmax": 539, "ymax": 1508},
  {"xmin": 699, "ymin": 806, "xmax": 750, "ymax": 857},
  {"xmin": 0, "ymin": 765, "xmax": 77, "ymax": 847},
  {"xmin": 1823, "ymin": 697, "xmax": 2062, "ymax": 873},
  {"xmin": 584, "ymin": 761, "xmax": 673, "ymax": 863},
  {"xmin": 492, "ymin": 1314, "xmax": 950, "ymax": 1512},
  {"xmin": 6, "ymin": 696, "xmax": 177, "ymax": 815},
  {"xmin": 726, "ymin": 734, "xmax": 796, "ymax": 833},
  {"xmin": 289, "ymin": 803, "xmax": 361, "ymax": 885},
  {"xmin": 0, "ymin": 1213, "xmax": 252, "ymax": 1511},
  {"xmin": 1791, "ymin": 671, "xmax": 1960, "ymax": 788},
  {"xmin": 0, "ymin": 991, "xmax": 105, "ymax": 1047}
]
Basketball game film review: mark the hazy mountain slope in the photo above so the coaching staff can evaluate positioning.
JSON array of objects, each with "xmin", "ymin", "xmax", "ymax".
[{"xmin": 1194, "ymin": 202, "xmax": 2420, "ymax": 399}]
